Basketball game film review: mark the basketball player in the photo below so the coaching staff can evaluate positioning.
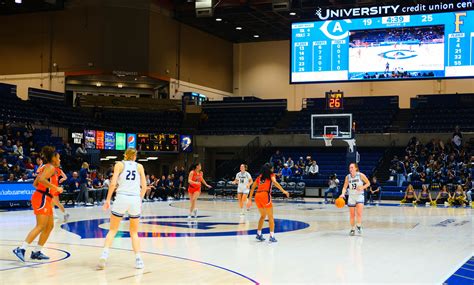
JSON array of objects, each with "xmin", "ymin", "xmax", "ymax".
[
  {"xmin": 339, "ymin": 163, "xmax": 370, "ymax": 236},
  {"xmin": 187, "ymin": 162, "xmax": 212, "ymax": 219},
  {"xmin": 247, "ymin": 163, "xmax": 289, "ymax": 242},
  {"xmin": 232, "ymin": 164, "xmax": 253, "ymax": 216},
  {"xmin": 13, "ymin": 146, "xmax": 64, "ymax": 262},
  {"xmin": 97, "ymin": 148, "xmax": 147, "ymax": 270}
]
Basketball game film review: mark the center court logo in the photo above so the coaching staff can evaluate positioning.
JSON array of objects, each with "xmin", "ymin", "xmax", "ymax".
[
  {"xmin": 379, "ymin": 49, "xmax": 418, "ymax": 60},
  {"xmin": 61, "ymin": 215, "xmax": 309, "ymax": 238}
]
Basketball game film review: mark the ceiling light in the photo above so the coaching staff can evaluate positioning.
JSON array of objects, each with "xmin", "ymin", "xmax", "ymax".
[
  {"xmin": 118, "ymin": 83, "xmax": 123, "ymax": 88},
  {"xmin": 96, "ymin": 82, "xmax": 102, "ymax": 87},
  {"xmin": 253, "ymin": 35, "xmax": 260, "ymax": 38},
  {"xmin": 215, "ymin": 18, "xmax": 222, "ymax": 22},
  {"xmin": 138, "ymin": 158, "xmax": 148, "ymax": 162},
  {"xmin": 289, "ymin": 12, "xmax": 296, "ymax": 16},
  {"xmin": 100, "ymin": 158, "xmax": 109, "ymax": 161},
  {"xmin": 236, "ymin": 27, "xmax": 242, "ymax": 30},
  {"xmin": 106, "ymin": 156, "xmax": 117, "ymax": 159},
  {"xmin": 148, "ymin": 157, "xmax": 158, "ymax": 160},
  {"xmin": 15, "ymin": 0, "xmax": 22, "ymax": 4}
]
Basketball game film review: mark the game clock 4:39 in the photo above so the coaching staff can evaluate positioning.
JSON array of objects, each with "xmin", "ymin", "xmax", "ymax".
[{"xmin": 326, "ymin": 92, "xmax": 344, "ymax": 110}]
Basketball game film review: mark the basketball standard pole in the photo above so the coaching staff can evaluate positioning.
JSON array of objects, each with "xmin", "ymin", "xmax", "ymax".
[{"xmin": 343, "ymin": 139, "xmax": 359, "ymax": 167}]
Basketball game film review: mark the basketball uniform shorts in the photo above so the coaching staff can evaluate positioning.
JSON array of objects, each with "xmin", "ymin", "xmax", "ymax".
[
  {"xmin": 111, "ymin": 193, "xmax": 142, "ymax": 219},
  {"xmin": 237, "ymin": 186, "xmax": 250, "ymax": 195},
  {"xmin": 348, "ymin": 192, "xmax": 364, "ymax": 207},
  {"xmin": 31, "ymin": 190, "xmax": 53, "ymax": 216},
  {"xmin": 255, "ymin": 192, "xmax": 272, "ymax": 208}
]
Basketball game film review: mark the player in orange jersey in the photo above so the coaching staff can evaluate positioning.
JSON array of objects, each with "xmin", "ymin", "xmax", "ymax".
[
  {"xmin": 247, "ymin": 163, "xmax": 289, "ymax": 243},
  {"xmin": 13, "ymin": 146, "xmax": 64, "ymax": 262}
]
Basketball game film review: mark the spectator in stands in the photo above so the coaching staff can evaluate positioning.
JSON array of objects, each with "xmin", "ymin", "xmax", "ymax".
[
  {"xmin": 174, "ymin": 175, "xmax": 186, "ymax": 199},
  {"xmin": 0, "ymin": 141, "xmax": 4, "ymax": 155},
  {"xmin": 4, "ymin": 140, "xmax": 13, "ymax": 154},
  {"xmin": 401, "ymin": 184, "xmax": 417, "ymax": 204},
  {"xmin": 172, "ymin": 166, "xmax": 180, "ymax": 178},
  {"xmin": 7, "ymin": 173, "xmax": 16, "ymax": 182},
  {"xmin": 92, "ymin": 174, "xmax": 106, "ymax": 204},
  {"xmin": 464, "ymin": 177, "xmax": 472, "ymax": 204},
  {"xmin": 10, "ymin": 165, "xmax": 22, "ymax": 180},
  {"xmin": 324, "ymin": 174, "xmax": 339, "ymax": 203},
  {"xmin": 167, "ymin": 174, "xmax": 176, "ymax": 199},
  {"xmin": 13, "ymin": 141, "xmax": 24, "ymax": 157},
  {"xmin": 390, "ymin": 156, "xmax": 406, "ymax": 187},
  {"xmin": 308, "ymin": 160, "xmax": 319, "ymax": 178},
  {"xmin": 452, "ymin": 126, "xmax": 462, "ymax": 150},
  {"xmin": 77, "ymin": 162, "xmax": 92, "ymax": 206},
  {"xmin": 179, "ymin": 166, "xmax": 186, "ymax": 179},
  {"xmin": 280, "ymin": 164, "xmax": 292, "ymax": 182},
  {"xmin": 64, "ymin": 143, "xmax": 72, "ymax": 157},
  {"xmin": 18, "ymin": 174, "xmax": 31, "ymax": 182},
  {"xmin": 68, "ymin": 172, "xmax": 80, "ymax": 192},
  {"xmin": 292, "ymin": 164, "xmax": 303, "ymax": 180},
  {"xmin": 33, "ymin": 157, "xmax": 43, "ymax": 177},
  {"xmin": 367, "ymin": 176, "xmax": 381, "ymax": 204},
  {"xmin": 76, "ymin": 143, "xmax": 87, "ymax": 157},
  {"xmin": 286, "ymin": 157, "xmax": 294, "ymax": 168},
  {"xmin": 270, "ymin": 150, "xmax": 285, "ymax": 167},
  {"xmin": 297, "ymin": 157, "xmax": 305, "ymax": 168},
  {"xmin": 156, "ymin": 175, "xmax": 168, "ymax": 201},
  {"xmin": 304, "ymin": 156, "xmax": 312, "ymax": 174}
]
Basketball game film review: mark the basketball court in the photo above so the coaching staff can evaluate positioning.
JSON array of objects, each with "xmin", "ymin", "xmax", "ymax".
[{"xmin": 0, "ymin": 198, "xmax": 472, "ymax": 284}]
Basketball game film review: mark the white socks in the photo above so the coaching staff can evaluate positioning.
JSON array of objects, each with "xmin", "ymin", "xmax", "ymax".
[
  {"xmin": 20, "ymin": 241, "xmax": 30, "ymax": 250},
  {"xmin": 101, "ymin": 247, "xmax": 109, "ymax": 259},
  {"xmin": 270, "ymin": 232, "xmax": 275, "ymax": 237},
  {"xmin": 257, "ymin": 230, "xmax": 262, "ymax": 235},
  {"xmin": 35, "ymin": 245, "xmax": 43, "ymax": 252}
]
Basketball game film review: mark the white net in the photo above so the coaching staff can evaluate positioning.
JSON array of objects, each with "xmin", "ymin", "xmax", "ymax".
[{"xmin": 323, "ymin": 134, "xmax": 334, "ymax": 147}]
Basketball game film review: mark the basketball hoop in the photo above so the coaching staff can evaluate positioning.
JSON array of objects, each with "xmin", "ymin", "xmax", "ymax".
[{"xmin": 323, "ymin": 134, "xmax": 334, "ymax": 147}]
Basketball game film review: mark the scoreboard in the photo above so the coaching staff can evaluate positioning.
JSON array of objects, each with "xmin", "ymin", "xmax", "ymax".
[
  {"xmin": 137, "ymin": 133, "xmax": 179, "ymax": 152},
  {"xmin": 291, "ymin": 10, "xmax": 474, "ymax": 83}
]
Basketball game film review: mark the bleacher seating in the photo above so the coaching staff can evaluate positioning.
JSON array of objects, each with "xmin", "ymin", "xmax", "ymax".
[
  {"xmin": 409, "ymin": 94, "xmax": 474, "ymax": 132},
  {"xmin": 199, "ymin": 98, "xmax": 287, "ymax": 135}
]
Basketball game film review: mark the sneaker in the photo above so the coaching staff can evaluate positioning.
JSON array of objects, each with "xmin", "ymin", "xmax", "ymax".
[
  {"xmin": 269, "ymin": 236, "xmax": 278, "ymax": 243},
  {"xmin": 30, "ymin": 251, "xmax": 50, "ymax": 260},
  {"xmin": 349, "ymin": 229, "xmax": 355, "ymax": 236},
  {"xmin": 193, "ymin": 209, "xmax": 198, "ymax": 218},
  {"xmin": 256, "ymin": 234, "xmax": 265, "ymax": 242},
  {"xmin": 356, "ymin": 226, "xmax": 362, "ymax": 235},
  {"xmin": 13, "ymin": 247, "xmax": 25, "ymax": 262},
  {"xmin": 96, "ymin": 257, "xmax": 107, "ymax": 270},
  {"xmin": 135, "ymin": 257, "xmax": 144, "ymax": 269},
  {"xmin": 64, "ymin": 213, "xmax": 70, "ymax": 222}
]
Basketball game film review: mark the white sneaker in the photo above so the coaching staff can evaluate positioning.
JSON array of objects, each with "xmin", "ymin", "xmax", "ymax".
[
  {"xmin": 135, "ymin": 257, "xmax": 144, "ymax": 269},
  {"xmin": 96, "ymin": 258, "xmax": 107, "ymax": 270},
  {"xmin": 193, "ymin": 209, "xmax": 198, "ymax": 218}
]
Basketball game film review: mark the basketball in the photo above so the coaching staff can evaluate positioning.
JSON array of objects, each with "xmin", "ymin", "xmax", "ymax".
[{"xmin": 335, "ymin": 198, "xmax": 346, "ymax": 208}]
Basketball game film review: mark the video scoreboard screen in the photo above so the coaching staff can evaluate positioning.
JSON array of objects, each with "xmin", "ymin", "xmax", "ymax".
[{"xmin": 291, "ymin": 10, "xmax": 474, "ymax": 83}]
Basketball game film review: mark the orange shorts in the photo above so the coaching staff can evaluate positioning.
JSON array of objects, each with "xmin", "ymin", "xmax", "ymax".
[
  {"xmin": 31, "ymin": 191, "xmax": 53, "ymax": 216},
  {"xmin": 255, "ymin": 192, "xmax": 272, "ymax": 209},
  {"xmin": 188, "ymin": 186, "xmax": 201, "ymax": 194}
]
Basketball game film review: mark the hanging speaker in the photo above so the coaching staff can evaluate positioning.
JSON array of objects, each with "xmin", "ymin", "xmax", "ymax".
[
  {"xmin": 272, "ymin": 0, "xmax": 291, "ymax": 12},
  {"xmin": 195, "ymin": 0, "xmax": 214, "ymax": 17}
]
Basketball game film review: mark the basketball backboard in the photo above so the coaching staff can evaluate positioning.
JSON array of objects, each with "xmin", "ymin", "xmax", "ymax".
[{"xmin": 311, "ymin": 113, "xmax": 352, "ymax": 140}]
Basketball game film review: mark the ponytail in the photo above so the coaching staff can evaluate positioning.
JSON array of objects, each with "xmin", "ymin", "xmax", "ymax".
[{"xmin": 41, "ymin": 146, "xmax": 57, "ymax": 164}]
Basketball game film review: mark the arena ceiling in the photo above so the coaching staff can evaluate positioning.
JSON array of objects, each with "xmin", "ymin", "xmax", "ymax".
[
  {"xmin": 171, "ymin": 0, "xmax": 432, "ymax": 43},
  {"xmin": 0, "ymin": 0, "xmax": 65, "ymax": 15}
]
